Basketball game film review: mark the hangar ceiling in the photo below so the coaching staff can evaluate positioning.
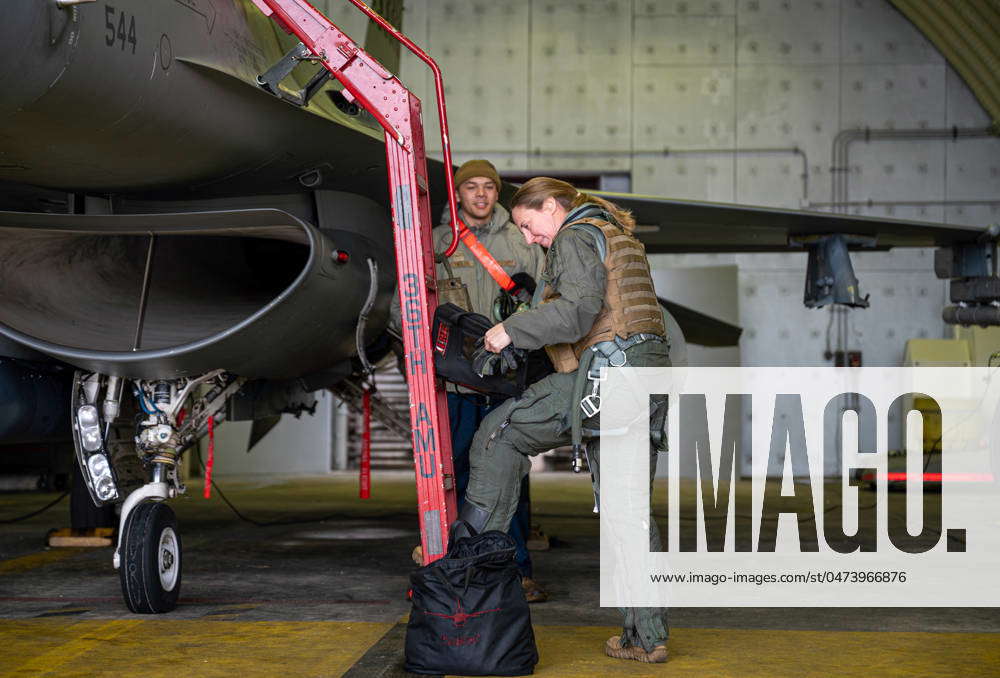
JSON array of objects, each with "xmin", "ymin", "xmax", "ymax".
[{"xmin": 889, "ymin": 0, "xmax": 1000, "ymax": 128}]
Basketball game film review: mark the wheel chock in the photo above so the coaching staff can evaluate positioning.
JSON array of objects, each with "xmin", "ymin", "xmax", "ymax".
[{"xmin": 46, "ymin": 527, "xmax": 114, "ymax": 548}]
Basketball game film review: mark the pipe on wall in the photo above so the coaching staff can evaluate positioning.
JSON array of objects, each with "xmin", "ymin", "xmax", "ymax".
[{"xmin": 829, "ymin": 126, "xmax": 996, "ymax": 215}]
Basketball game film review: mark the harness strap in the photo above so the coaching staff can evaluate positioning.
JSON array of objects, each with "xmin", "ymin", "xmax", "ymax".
[
  {"xmin": 457, "ymin": 221, "xmax": 516, "ymax": 291},
  {"xmin": 570, "ymin": 349, "xmax": 596, "ymax": 471},
  {"xmin": 589, "ymin": 333, "xmax": 664, "ymax": 375},
  {"xmin": 531, "ymin": 219, "xmax": 607, "ymax": 311},
  {"xmin": 570, "ymin": 333, "xmax": 667, "ymax": 451}
]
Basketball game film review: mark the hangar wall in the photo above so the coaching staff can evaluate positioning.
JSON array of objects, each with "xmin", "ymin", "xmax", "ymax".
[
  {"xmin": 387, "ymin": 0, "xmax": 1000, "ymax": 367},
  {"xmin": 209, "ymin": 391, "xmax": 337, "ymax": 477}
]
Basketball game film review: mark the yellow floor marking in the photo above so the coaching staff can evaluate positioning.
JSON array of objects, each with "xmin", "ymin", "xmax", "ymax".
[
  {"xmin": 0, "ymin": 619, "xmax": 392, "ymax": 678},
  {"xmin": 482, "ymin": 625, "xmax": 1000, "ymax": 678},
  {"xmin": 2, "ymin": 619, "xmax": 141, "ymax": 677},
  {"xmin": 4, "ymin": 619, "xmax": 997, "ymax": 677},
  {"xmin": 0, "ymin": 550, "xmax": 81, "ymax": 575}
]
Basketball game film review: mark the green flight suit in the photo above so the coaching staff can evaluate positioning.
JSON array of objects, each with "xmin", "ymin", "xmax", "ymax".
[{"xmin": 464, "ymin": 206, "xmax": 670, "ymax": 652}]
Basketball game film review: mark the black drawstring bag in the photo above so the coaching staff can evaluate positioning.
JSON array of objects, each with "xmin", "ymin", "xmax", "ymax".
[
  {"xmin": 404, "ymin": 528, "xmax": 538, "ymax": 676},
  {"xmin": 431, "ymin": 303, "xmax": 553, "ymax": 399}
]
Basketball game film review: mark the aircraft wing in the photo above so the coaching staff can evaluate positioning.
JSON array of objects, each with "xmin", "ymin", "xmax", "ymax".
[
  {"xmin": 659, "ymin": 298, "xmax": 742, "ymax": 348},
  {"xmin": 589, "ymin": 191, "xmax": 990, "ymax": 254}
]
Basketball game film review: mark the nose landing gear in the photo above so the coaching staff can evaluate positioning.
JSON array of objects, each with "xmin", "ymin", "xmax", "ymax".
[{"xmin": 72, "ymin": 369, "xmax": 241, "ymax": 614}]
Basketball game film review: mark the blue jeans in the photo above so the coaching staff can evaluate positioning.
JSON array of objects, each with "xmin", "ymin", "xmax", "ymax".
[{"xmin": 448, "ymin": 392, "xmax": 533, "ymax": 578}]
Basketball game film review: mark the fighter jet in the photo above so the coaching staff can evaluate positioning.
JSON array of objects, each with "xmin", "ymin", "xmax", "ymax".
[
  {"xmin": 0, "ymin": 0, "xmax": 431, "ymax": 614},
  {"xmin": 0, "ymin": 0, "xmax": 995, "ymax": 614}
]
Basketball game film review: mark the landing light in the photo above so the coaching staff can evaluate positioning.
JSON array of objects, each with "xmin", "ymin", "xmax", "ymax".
[
  {"xmin": 87, "ymin": 452, "xmax": 109, "ymax": 478},
  {"xmin": 77, "ymin": 405, "xmax": 102, "ymax": 452},
  {"xmin": 75, "ymin": 405, "xmax": 118, "ymax": 502},
  {"xmin": 93, "ymin": 471, "xmax": 117, "ymax": 502},
  {"xmin": 87, "ymin": 452, "xmax": 117, "ymax": 502}
]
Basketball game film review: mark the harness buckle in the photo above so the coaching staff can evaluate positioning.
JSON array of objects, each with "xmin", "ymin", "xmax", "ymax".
[
  {"xmin": 580, "ymin": 394, "xmax": 601, "ymax": 418},
  {"xmin": 587, "ymin": 364, "xmax": 608, "ymax": 382}
]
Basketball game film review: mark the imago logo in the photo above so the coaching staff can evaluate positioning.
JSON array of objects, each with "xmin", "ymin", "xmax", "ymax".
[
  {"xmin": 674, "ymin": 392, "xmax": 964, "ymax": 554},
  {"xmin": 599, "ymin": 367, "xmax": 1000, "ymax": 607}
]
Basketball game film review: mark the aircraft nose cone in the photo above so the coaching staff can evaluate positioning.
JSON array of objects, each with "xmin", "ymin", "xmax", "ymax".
[{"xmin": 0, "ymin": 1, "xmax": 75, "ymax": 120}]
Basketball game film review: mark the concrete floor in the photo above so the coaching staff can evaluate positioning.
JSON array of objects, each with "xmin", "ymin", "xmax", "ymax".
[{"xmin": 1, "ymin": 472, "xmax": 998, "ymax": 677}]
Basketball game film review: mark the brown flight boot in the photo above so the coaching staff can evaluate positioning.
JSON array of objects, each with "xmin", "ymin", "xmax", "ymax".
[
  {"xmin": 521, "ymin": 577, "xmax": 549, "ymax": 603},
  {"xmin": 604, "ymin": 636, "xmax": 668, "ymax": 663},
  {"xmin": 526, "ymin": 524, "xmax": 550, "ymax": 551}
]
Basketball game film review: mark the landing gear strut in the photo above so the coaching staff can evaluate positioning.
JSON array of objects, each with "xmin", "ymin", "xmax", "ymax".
[{"xmin": 71, "ymin": 369, "xmax": 241, "ymax": 614}]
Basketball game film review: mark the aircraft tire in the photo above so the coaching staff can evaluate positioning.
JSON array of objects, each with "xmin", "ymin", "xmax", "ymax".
[{"xmin": 119, "ymin": 501, "xmax": 181, "ymax": 614}]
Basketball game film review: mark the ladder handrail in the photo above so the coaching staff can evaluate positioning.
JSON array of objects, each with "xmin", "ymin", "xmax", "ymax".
[
  {"xmin": 340, "ymin": 0, "xmax": 461, "ymax": 256},
  {"xmin": 251, "ymin": 0, "xmax": 462, "ymax": 256}
]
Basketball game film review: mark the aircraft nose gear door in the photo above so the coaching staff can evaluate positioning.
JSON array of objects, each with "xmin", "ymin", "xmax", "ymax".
[{"xmin": 253, "ymin": 0, "xmax": 464, "ymax": 563}]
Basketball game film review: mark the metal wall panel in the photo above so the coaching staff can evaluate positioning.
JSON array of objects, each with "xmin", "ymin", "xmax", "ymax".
[
  {"xmin": 634, "ymin": 66, "xmax": 735, "ymax": 149},
  {"xmin": 633, "ymin": 155, "xmax": 736, "ymax": 201},
  {"xmin": 734, "ymin": 267, "xmax": 945, "ymax": 366},
  {"xmin": 735, "ymin": 155, "xmax": 806, "ymax": 208},
  {"xmin": 426, "ymin": 2, "xmax": 530, "ymax": 154},
  {"xmin": 530, "ymin": 0, "xmax": 632, "ymax": 153},
  {"xmin": 526, "ymin": 152, "xmax": 633, "ymax": 175},
  {"xmin": 847, "ymin": 140, "xmax": 946, "ymax": 204},
  {"xmin": 945, "ymin": 139, "xmax": 1000, "ymax": 201},
  {"xmin": 736, "ymin": 66, "xmax": 839, "ymax": 144},
  {"xmin": 839, "ymin": 270, "xmax": 948, "ymax": 364},
  {"xmin": 841, "ymin": 0, "xmax": 942, "ymax": 65},
  {"xmin": 853, "ymin": 246, "xmax": 935, "ymax": 271},
  {"xmin": 636, "ymin": 0, "xmax": 737, "ymax": 15},
  {"xmin": 634, "ymin": 15, "xmax": 735, "ymax": 66},
  {"xmin": 736, "ymin": 269, "xmax": 830, "ymax": 365},
  {"xmin": 735, "ymin": 65, "xmax": 838, "ymax": 204},
  {"xmin": 890, "ymin": 0, "xmax": 1000, "ymax": 125},
  {"xmin": 211, "ymin": 391, "xmax": 336, "ymax": 475},
  {"xmin": 736, "ymin": 0, "xmax": 840, "ymax": 65},
  {"xmin": 840, "ymin": 64, "xmax": 947, "ymax": 130},
  {"xmin": 453, "ymin": 151, "xmax": 531, "ymax": 174}
]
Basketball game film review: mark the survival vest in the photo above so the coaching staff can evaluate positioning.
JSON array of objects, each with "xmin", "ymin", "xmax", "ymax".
[{"xmin": 542, "ymin": 216, "xmax": 665, "ymax": 373}]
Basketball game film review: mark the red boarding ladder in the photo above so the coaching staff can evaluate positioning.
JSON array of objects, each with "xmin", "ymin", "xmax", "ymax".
[{"xmin": 251, "ymin": 0, "xmax": 461, "ymax": 563}]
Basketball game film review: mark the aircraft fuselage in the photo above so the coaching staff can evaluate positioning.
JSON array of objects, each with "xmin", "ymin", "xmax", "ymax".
[{"xmin": 0, "ymin": 0, "xmax": 389, "ymax": 201}]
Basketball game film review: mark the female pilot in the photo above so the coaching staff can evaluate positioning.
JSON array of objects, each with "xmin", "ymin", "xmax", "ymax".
[{"xmin": 459, "ymin": 177, "xmax": 671, "ymax": 663}]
